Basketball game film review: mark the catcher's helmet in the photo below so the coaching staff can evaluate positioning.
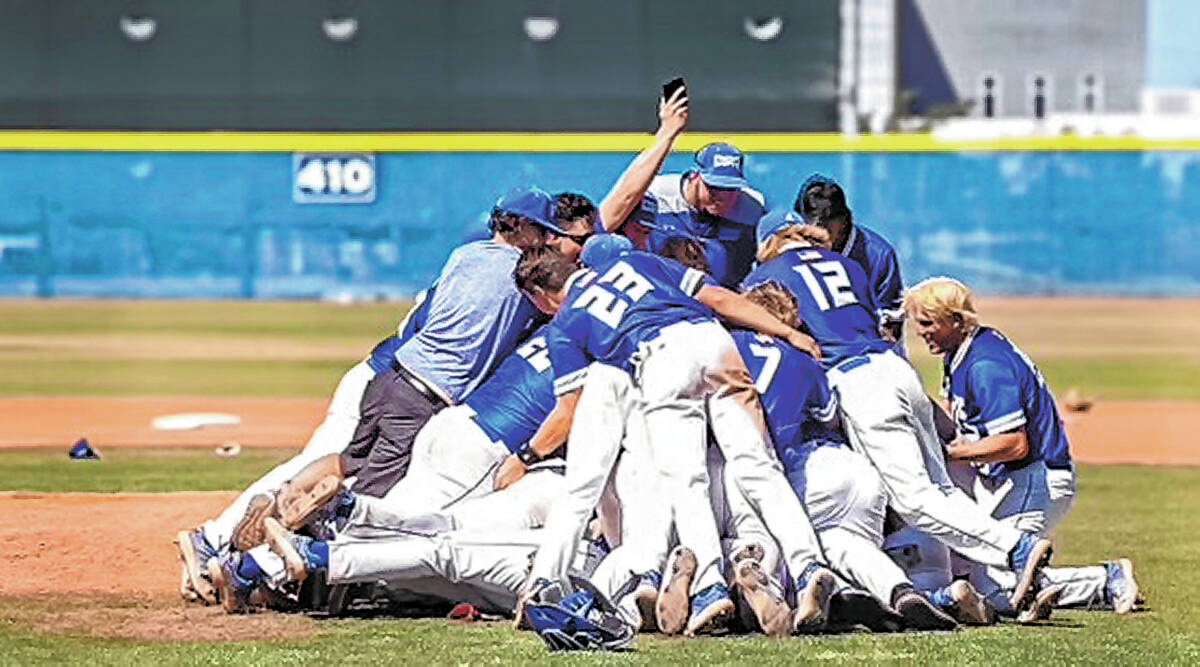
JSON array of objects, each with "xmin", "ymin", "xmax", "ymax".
[{"xmin": 524, "ymin": 576, "xmax": 634, "ymax": 652}]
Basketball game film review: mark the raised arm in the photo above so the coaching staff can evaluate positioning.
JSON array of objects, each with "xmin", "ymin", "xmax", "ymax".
[{"xmin": 598, "ymin": 88, "xmax": 689, "ymax": 231}]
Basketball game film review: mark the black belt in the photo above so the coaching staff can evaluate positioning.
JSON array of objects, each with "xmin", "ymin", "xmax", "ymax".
[{"xmin": 390, "ymin": 360, "xmax": 448, "ymax": 409}]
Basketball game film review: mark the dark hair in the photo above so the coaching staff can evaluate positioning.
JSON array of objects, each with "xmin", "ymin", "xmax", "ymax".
[
  {"xmin": 743, "ymin": 281, "xmax": 801, "ymax": 330},
  {"xmin": 794, "ymin": 181, "xmax": 852, "ymax": 226},
  {"xmin": 553, "ymin": 192, "xmax": 597, "ymax": 229},
  {"xmin": 489, "ymin": 208, "xmax": 533, "ymax": 236},
  {"xmin": 659, "ymin": 236, "xmax": 711, "ymax": 274},
  {"xmin": 514, "ymin": 246, "xmax": 578, "ymax": 295}
]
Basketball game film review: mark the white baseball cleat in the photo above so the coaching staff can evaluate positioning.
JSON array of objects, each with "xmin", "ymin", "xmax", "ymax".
[
  {"xmin": 733, "ymin": 558, "xmax": 792, "ymax": 637},
  {"xmin": 1008, "ymin": 534, "xmax": 1054, "ymax": 616},
  {"xmin": 632, "ymin": 572, "xmax": 661, "ymax": 632},
  {"xmin": 656, "ymin": 546, "xmax": 697, "ymax": 635},
  {"xmin": 1017, "ymin": 583, "xmax": 1065, "ymax": 623},
  {"xmin": 894, "ymin": 589, "xmax": 958, "ymax": 631},
  {"xmin": 792, "ymin": 563, "xmax": 835, "ymax": 634},
  {"xmin": 1106, "ymin": 558, "xmax": 1141, "ymax": 615},
  {"xmin": 230, "ymin": 493, "xmax": 277, "ymax": 552},
  {"xmin": 947, "ymin": 580, "xmax": 995, "ymax": 626},
  {"xmin": 174, "ymin": 529, "xmax": 219, "ymax": 605}
]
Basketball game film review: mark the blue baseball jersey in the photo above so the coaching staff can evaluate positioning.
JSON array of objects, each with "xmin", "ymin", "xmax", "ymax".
[
  {"xmin": 545, "ymin": 251, "xmax": 714, "ymax": 395},
  {"xmin": 463, "ymin": 325, "xmax": 557, "ymax": 454},
  {"xmin": 741, "ymin": 246, "xmax": 890, "ymax": 369},
  {"xmin": 367, "ymin": 285, "xmax": 436, "ymax": 375},
  {"xmin": 394, "ymin": 240, "xmax": 541, "ymax": 403},
  {"xmin": 839, "ymin": 224, "xmax": 904, "ymax": 329},
  {"xmin": 944, "ymin": 327, "xmax": 1072, "ymax": 479},
  {"xmin": 644, "ymin": 173, "xmax": 765, "ymax": 289},
  {"xmin": 730, "ymin": 329, "xmax": 842, "ymax": 475}
]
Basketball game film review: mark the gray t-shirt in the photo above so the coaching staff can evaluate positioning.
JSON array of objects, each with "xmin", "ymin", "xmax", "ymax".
[{"xmin": 394, "ymin": 240, "xmax": 540, "ymax": 403}]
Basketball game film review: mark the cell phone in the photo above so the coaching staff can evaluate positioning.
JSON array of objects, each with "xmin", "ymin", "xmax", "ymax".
[{"xmin": 662, "ymin": 77, "xmax": 687, "ymax": 103}]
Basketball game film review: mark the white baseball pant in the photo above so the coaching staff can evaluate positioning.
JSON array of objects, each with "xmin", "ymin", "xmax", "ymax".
[
  {"xmin": 954, "ymin": 461, "xmax": 1107, "ymax": 610},
  {"xmin": 786, "ymin": 442, "xmax": 910, "ymax": 604},
  {"xmin": 342, "ymin": 404, "xmax": 510, "ymax": 530},
  {"xmin": 528, "ymin": 364, "xmax": 665, "ymax": 590},
  {"xmin": 326, "ymin": 468, "xmax": 564, "ymax": 613},
  {"xmin": 637, "ymin": 320, "xmax": 825, "ymax": 596},
  {"xmin": 329, "ymin": 530, "xmax": 542, "ymax": 614},
  {"xmin": 587, "ymin": 417, "xmax": 672, "ymax": 625},
  {"xmin": 203, "ymin": 359, "xmax": 374, "ymax": 549},
  {"xmin": 340, "ymin": 464, "xmax": 566, "ymax": 540},
  {"xmin": 828, "ymin": 350, "xmax": 1025, "ymax": 569},
  {"xmin": 708, "ymin": 440, "xmax": 911, "ymax": 607},
  {"xmin": 706, "ymin": 444, "xmax": 787, "ymax": 613}
]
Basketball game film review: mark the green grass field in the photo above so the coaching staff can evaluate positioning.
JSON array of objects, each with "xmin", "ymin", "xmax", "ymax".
[
  {"xmin": 0, "ymin": 456, "xmax": 1196, "ymax": 664},
  {"xmin": 1, "ymin": 299, "xmax": 1197, "ymax": 663},
  {"xmin": 2, "ymin": 298, "xmax": 1198, "ymax": 399}
]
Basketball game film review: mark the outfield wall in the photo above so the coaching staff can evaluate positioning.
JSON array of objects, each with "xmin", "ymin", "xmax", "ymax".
[{"xmin": 0, "ymin": 137, "xmax": 1197, "ymax": 298}]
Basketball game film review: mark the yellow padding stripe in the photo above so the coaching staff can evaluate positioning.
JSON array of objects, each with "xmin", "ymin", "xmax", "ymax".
[{"xmin": 0, "ymin": 130, "xmax": 1198, "ymax": 153}]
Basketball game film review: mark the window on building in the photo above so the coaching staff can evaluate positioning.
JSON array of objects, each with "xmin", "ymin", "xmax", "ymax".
[
  {"xmin": 979, "ymin": 72, "xmax": 1001, "ymax": 118},
  {"xmin": 1077, "ymin": 73, "xmax": 1103, "ymax": 113},
  {"xmin": 1027, "ymin": 72, "xmax": 1052, "ymax": 119}
]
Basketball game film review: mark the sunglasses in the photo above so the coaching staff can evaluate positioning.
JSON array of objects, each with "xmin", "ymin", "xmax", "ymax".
[{"xmin": 554, "ymin": 230, "xmax": 593, "ymax": 245}]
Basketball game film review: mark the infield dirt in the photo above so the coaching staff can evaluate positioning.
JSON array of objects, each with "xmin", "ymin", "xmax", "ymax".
[{"xmin": 1, "ymin": 395, "xmax": 1196, "ymax": 605}]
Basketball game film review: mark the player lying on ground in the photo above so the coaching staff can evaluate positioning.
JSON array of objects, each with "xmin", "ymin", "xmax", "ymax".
[
  {"xmin": 196, "ymin": 294, "xmax": 566, "ymax": 611},
  {"xmin": 884, "ymin": 277, "xmax": 1141, "ymax": 619},
  {"xmin": 208, "ymin": 463, "xmax": 566, "ymax": 614},
  {"xmin": 175, "ymin": 189, "xmax": 596, "ymax": 604}
]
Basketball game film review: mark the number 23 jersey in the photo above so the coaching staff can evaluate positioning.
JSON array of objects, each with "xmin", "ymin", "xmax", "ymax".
[{"xmin": 545, "ymin": 251, "xmax": 714, "ymax": 395}]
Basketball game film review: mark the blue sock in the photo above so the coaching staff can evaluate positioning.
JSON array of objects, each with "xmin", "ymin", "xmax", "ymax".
[
  {"xmin": 928, "ymin": 586, "xmax": 953, "ymax": 609},
  {"xmin": 236, "ymin": 553, "xmax": 265, "ymax": 582},
  {"xmin": 309, "ymin": 540, "xmax": 330, "ymax": 570}
]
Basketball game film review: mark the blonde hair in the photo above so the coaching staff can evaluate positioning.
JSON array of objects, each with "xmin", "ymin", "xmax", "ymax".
[
  {"xmin": 903, "ymin": 277, "xmax": 979, "ymax": 328},
  {"xmin": 756, "ymin": 224, "xmax": 831, "ymax": 263},
  {"xmin": 743, "ymin": 281, "xmax": 800, "ymax": 329}
]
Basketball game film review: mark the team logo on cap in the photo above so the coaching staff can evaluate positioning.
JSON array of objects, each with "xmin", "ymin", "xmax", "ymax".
[{"xmin": 712, "ymin": 154, "xmax": 742, "ymax": 170}]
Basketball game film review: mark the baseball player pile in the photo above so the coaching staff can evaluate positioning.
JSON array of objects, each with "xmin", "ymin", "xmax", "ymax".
[{"xmin": 173, "ymin": 85, "xmax": 1142, "ymax": 651}]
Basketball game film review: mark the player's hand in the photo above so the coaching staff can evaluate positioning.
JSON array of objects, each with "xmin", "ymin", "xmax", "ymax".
[
  {"xmin": 494, "ymin": 454, "xmax": 527, "ymax": 491},
  {"xmin": 658, "ymin": 87, "xmax": 689, "ymax": 139},
  {"xmin": 879, "ymin": 321, "xmax": 902, "ymax": 344},
  {"xmin": 785, "ymin": 329, "xmax": 822, "ymax": 360},
  {"xmin": 944, "ymin": 436, "xmax": 967, "ymax": 460}
]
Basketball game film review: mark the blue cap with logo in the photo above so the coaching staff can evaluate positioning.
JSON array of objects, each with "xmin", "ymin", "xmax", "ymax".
[
  {"xmin": 694, "ymin": 142, "xmax": 748, "ymax": 190},
  {"xmin": 580, "ymin": 233, "xmax": 634, "ymax": 269},
  {"xmin": 493, "ymin": 186, "xmax": 564, "ymax": 234},
  {"xmin": 755, "ymin": 208, "xmax": 804, "ymax": 247}
]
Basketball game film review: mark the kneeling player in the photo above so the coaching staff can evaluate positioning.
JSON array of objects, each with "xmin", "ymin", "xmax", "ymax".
[{"xmin": 899, "ymin": 277, "xmax": 1140, "ymax": 618}]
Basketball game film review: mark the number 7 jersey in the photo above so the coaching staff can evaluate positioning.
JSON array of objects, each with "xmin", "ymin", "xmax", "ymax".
[{"xmin": 742, "ymin": 246, "xmax": 890, "ymax": 369}]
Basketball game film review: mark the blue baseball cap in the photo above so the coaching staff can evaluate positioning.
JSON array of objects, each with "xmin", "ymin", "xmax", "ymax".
[
  {"xmin": 800, "ymin": 172, "xmax": 838, "ymax": 194},
  {"xmin": 694, "ymin": 142, "xmax": 748, "ymax": 190},
  {"xmin": 623, "ymin": 195, "xmax": 659, "ymax": 230},
  {"xmin": 580, "ymin": 233, "xmax": 634, "ymax": 268},
  {"xmin": 755, "ymin": 208, "xmax": 804, "ymax": 247},
  {"xmin": 494, "ymin": 186, "xmax": 564, "ymax": 234}
]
